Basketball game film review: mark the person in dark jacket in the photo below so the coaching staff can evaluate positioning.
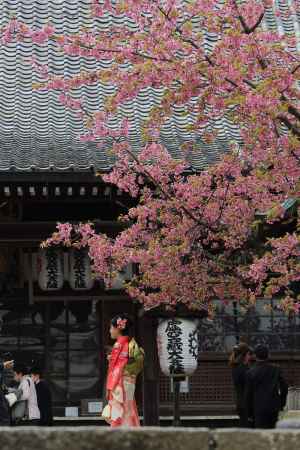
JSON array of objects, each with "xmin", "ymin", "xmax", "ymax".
[
  {"xmin": 245, "ymin": 344, "xmax": 288, "ymax": 429},
  {"xmin": 30, "ymin": 367, "xmax": 53, "ymax": 426},
  {"xmin": 229, "ymin": 343, "xmax": 253, "ymax": 427},
  {"xmin": 0, "ymin": 358, "xmax": 14, "ymax": 425}
]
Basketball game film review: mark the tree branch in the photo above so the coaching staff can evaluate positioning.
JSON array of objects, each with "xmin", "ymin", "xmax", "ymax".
[
  {"xmin": 232, "ymin": 0, "xmax": 265, "ymax": 34},
  {"xmin": 292, "ymin": 63, "xmax": 300, "ymax": 75},
  {"xmin": 277, "ymin": 114, "xmax": 300, "ymax": 137},
  {"xmin": 239, "ymin": 12, "xmax": 264, "ymax": 34},
  {"xmin": 123, "ymin": 146, "xmax": 206, "ymax": 226},
  {"xmin": 287, "ymin": 104, "xmax": 300, "ymax": 122}
]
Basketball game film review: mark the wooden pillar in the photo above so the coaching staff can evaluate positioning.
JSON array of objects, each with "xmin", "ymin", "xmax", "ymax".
[
  {"xmin": 173, "ymin": 378, "xmax": 181, "ymax": 427},
  {"xmin": 44, "ymin": 303, "xmax": 51, "ymax": 381},
  {"xmin": 140, "ymin": 316, "xmax": 160, "ymax": 426},
  {"xmin": 99, "ymin": 299, "xmax": 106, "ymax": 399},
  {"xmin": 27, "ymin": 250, "xmax": 34, "ymax": 305}
]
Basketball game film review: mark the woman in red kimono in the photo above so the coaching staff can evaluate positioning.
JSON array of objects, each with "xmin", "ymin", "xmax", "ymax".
[{"xmin": 102, "ymin": 315, "xmax": 140, "ymax": 427}]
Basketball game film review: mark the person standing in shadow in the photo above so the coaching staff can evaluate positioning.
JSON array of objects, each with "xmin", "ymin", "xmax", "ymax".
[
  {"xmin": 30, "ymin": 367, "xmax": 53, "ymax": 426},
  {"xmin": 245, "ymin": 344, "xmax": 288, "ymax": 429},
  {"xmin": 0, "ymin": 358, "xmax": 14, "ymax": 425},
  {"xmin": 229, "ymin": 343, "xmax": 253, "ymax": 427}
]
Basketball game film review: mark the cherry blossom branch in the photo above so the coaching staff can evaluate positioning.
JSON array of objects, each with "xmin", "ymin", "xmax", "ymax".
[
  {"xmin": 232, "ymin": 0, "xmax": 265, "ymax": 34},
  {"xmin": 277, "ymin": 115, "xmax": 300, "ymax": 137},
  {"xmin": 122, "ymin": 146, "xmax": 206, "ymax": 227},
  {"xmin": 291, "ymin": 63, "xmax": 300, "ymax": 75}
]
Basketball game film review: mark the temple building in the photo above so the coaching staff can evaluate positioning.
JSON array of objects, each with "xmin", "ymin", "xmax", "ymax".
[{"xmin": 0, "ymin": 0, "xmax": 299, "ymax": 424}]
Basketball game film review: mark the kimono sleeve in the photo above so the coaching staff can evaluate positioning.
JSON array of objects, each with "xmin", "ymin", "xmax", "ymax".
[{"xmin": 107, "ymin": 344, "xmax": 129, "ymax": 392}]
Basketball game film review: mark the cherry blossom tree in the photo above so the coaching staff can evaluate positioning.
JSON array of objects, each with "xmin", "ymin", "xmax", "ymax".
[{"xmin": 2, "ymin": 0, "xmax": 300, "ymax": 314}]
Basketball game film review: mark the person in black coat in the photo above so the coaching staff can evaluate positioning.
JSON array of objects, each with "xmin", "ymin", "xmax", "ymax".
[
  {"xmin": 229, "ymin": 343, "xmax": 253, "ymax": 427},
  {"xmin": 0, "ymin": 358, "xmax": 14, "ymax": 426},
  {"xmin": 245, "ymin": 344, "xmax": 288, "ymax": 429},
  {"xmin": 30, "ymin": 367, "xmax": 53, "ymax": 426}
]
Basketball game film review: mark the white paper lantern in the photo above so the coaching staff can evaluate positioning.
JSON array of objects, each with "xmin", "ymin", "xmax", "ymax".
[
  {"xmin": 157, "ymin": 318, "xmax": 199, "ymax": 377},
  {"xmin": 69, "ymin": 248, "xmax": 94, "ymax": 291},
  {"xmin": 37, "ymin": 249, "xmax": 64, "ymax": 291}
]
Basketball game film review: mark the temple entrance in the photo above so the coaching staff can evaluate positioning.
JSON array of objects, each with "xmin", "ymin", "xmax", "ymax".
[{"xmin": 0, "ymin": 300, "xmax": 101, "ymax": 415}]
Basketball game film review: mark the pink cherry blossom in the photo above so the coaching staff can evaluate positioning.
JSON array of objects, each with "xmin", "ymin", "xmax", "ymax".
[{"xmin": 2, "ymin": 1, "xmax": 300, "ymax": 313}]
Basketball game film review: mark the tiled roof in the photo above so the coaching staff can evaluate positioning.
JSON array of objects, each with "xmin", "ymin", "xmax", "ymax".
[{"xmin": 0, "ymin": 1, "xmax": 299, "ymax": 172}]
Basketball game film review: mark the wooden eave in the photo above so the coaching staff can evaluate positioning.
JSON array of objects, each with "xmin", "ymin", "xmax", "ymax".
[
  {"xmin": 0, "ymin": 172, "xmax": 129, "ymax": 202},
  {"xmin": 0, "ymin": 220, "xmax": 126, "ymax": 246}
]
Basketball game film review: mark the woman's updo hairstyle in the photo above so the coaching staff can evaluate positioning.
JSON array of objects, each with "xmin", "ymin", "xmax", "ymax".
[
  {"xmin": 111, "ymin": 314, "xmax": 133, "ymax": 336},
  {"xmin": 228, "ymin": 342, "xmax": 251, "ymax": 367}
]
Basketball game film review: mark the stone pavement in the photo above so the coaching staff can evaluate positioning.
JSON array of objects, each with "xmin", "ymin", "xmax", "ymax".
[
  {"xmin": 277, "ymin": 410, "xmax": 300, "ymax": 429},
  {"xmin": 0, "ymin": 427, "xmax": 300, "ymax": 450},
  {"xmin": 280, "ymin": 410, "xmax": 300, "ymax": 420}
]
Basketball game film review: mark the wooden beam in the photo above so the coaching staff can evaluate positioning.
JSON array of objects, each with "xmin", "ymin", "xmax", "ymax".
[
  {"xmin": 0, "ymin": 180, "xmax": 135, "ymax": 203},
  {"xmin": 0, "ymin": 221, "xmax": 126, "ymax": 243},
  {"xmin": 15, "ymin": 197, "xmax": 123, "ymax": 204},
  {"xmin": 0, "ymin": 172, "xmax": 107, "ymax": 183},
  {"xmin": 33, "ymin": 294, "xmax": 130, "ymax": 302}
]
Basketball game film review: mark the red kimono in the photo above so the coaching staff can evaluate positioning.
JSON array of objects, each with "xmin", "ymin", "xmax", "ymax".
[{"xmin": 104, "ymin": 336, "xmax": 140, "ymax": 427}]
